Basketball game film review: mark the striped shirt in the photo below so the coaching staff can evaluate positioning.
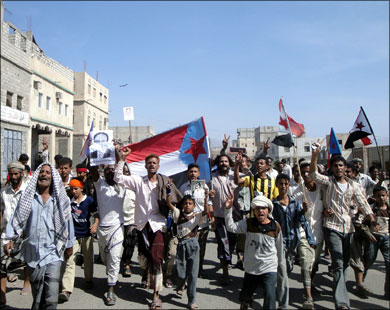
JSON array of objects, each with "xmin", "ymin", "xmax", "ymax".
[
  {"xmin": 242, "ymin": 175, "xmax": 279, "ymax": 200},
  {"xmin": 310, "ymin": 171, "xmax": 373, "ymax": 233}
]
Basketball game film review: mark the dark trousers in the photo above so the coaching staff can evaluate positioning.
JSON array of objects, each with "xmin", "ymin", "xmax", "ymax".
[
  {"xmin": 239, "ymin": 272, "xmax": 277, "ymax": 309},
  {"xmin": 215, "ymin": 217, "xmax": 236, "ymax": 262},
  {"xmin": 122, "ymin": 224, "xmax": 137, "ymax": 263}
]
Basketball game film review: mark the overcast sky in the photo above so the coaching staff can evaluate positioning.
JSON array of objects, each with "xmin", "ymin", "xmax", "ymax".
[{"xmin": 4, "ymin": 1, "xmax": 389, "ymax": 146}]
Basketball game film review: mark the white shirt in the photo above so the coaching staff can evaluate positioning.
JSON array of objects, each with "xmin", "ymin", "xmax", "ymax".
[
  {"xmin": 123, "ymin": 189, "xmax": 136, "ymax": 226},
  {"xmin": 292, "ymin": 184, "xmax": 324, "ymax": 243},
  {"xmin": 114, "ymin": 161, "xmax": 166, "ymax": 233},
  {"xmin": 283, "ymin": 164, "xmax": 292, "ymax": 179},
  {"xmin": 172, "ymin": 207, "xmax": 204, "ymax": 239},
  {"xmin": 94, "ymin": 177, "xmax": 124, "ymax": 226},
  {"xmin": 267, "ymin": 168, "xmax": 279, "ymax": 180},
  {"xmin": 179, "ymin": 181, "xmax": 211, "ymax": 229},
  {"xmin": 1, "ymin": 181, "xmax": 27, "ymax": 239}
]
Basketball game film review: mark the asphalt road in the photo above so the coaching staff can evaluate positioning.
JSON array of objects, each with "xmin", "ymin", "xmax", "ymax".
[{"xmin": 3, "ymin": 235, "xmax": 389, "ymax": 309}]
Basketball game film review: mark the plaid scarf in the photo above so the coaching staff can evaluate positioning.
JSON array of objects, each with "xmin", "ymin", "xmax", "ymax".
[{"xmin": 10, "ymin": 162, "xmax": 71, "ymax": 256}]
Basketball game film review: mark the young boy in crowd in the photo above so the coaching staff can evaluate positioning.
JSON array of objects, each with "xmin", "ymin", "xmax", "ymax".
[
  {"xmin": 59, "ymin": 177, "xmax": 99, "ymax": 302},
  {"xmin": 364, "ymin": 186, "xmax": 389, "ymax": 300},
  {"xmin": 224, "ymin": 195, "xmax": 285, "ymax": 310},
  {"xmin": 166, "ymin": 186, "xmax": 209, "ymax": 310},
  {"xmin": 272, "ymin": 174, "xmax": 316, "ymax": 310}
]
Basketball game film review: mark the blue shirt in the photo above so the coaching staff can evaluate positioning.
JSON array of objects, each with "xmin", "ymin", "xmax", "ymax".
[
  {"xmin": 6, "ymin": 191, "xmax": 74, "ymax": 268},
  {"xmin": 71, "ymin": 195, "xmax": 97, "ymax": 239},
  {"xmin": 272, "ymin": 196, "xmax": 316, "ymax": 251}
]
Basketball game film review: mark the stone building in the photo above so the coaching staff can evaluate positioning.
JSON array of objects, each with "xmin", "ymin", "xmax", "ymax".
[
  {"xmin": 73, "ymin": 72, "xmax": 109, "ymax": 165},
  {"xmin": 30, "ymin": 42, "xmax": 74, "ymax": 168},
  {"xmin": 1, "ymin": 2, "xmax": 31, "ymax": 179}
]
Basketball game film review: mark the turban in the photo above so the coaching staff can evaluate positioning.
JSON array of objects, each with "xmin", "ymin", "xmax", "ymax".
[
  {"xmin": 251, "ymin": 195, "xmax": 273, "ymax": 214},
  {"xmin": 7, "ymin": 161, "xmax": 25, "ymax": 171}
]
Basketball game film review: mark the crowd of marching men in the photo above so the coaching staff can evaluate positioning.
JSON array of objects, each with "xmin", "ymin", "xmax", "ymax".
[{"xmin": 0, "ymin": 137, "xmax": 389, "ymax": 310}]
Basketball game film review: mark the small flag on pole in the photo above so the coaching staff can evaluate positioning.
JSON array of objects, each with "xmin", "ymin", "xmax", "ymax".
[
  {"xmin": 327, "ymin": 128, "xmax": 342, "ymax": 168},
  {"xmin": 279, "ymin": 98, "xmax": 305, "ymax": 137}
]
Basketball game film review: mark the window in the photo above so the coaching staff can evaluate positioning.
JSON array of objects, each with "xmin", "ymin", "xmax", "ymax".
[
  {"xmin": 100, "ymin": 92, "xmax": 102, "ymax": 102},
  {"xmin": 284, "ymin": 147, "xmax": 290, "ymax": 152},
  {"xmin": 304, "ymin": 143, "xmax": 310, "ymax": 153},
  {"xmin": 88, "ymin": 84, "xmax": 91, "ymax": 95},
  {"xmin": 2, "ymin": 129, "xmax": 22, "ymax": 180},
  {"xmin": 87, "ymin": 110, "xmax": 91, "ymax": 126},
  {"xmin": 104, "ymin": 95, "xmax": 107, "ymax": 104},
  {"xmin": 38, "ymin": 92, "xmax": 43, "ymax": 108},
  {"xmin": 338, "ymin": 140, "xmax": 342, "ymax": 145},
  {"xmin": 58, "ymin": 101, "xmax": 63, "ymax": 115},
  {"xmin": 65, "ymin": 104, "xmax": 68, "ymax": 116},
  {"xmin": 46, "ymin": 96, "xmax": 51, "ymax": 110},
  {"xmin": 93, "ymin": 113, "xmax": 96, "ymax": 126},
  {"xmin": 93, "ymin": 88, "xmax": 96, "ymax": 97},
  {"xmin": 6, "ymin": 92, "xmax": 13, "ymax": 107},
  {"xmin": 99, "ymin": 116, "xmax": 102, "ymax": 130},
  {"xmin": 17, "ymin": 96, "xmax": 23, "ymax": 110}
]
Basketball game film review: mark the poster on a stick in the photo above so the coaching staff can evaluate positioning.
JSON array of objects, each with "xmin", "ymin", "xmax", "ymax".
[
  {"xmin": 123, "ymin": 107, "xmax": 134, "ymax": 121},
  {"xmin": 89, "ymin": 130, "xmax": 115, "ymax": 166}
]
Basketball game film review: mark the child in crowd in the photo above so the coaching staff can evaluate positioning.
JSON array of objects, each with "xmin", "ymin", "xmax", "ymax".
[
  {"xmin": 166, "ymin": 185, "xmax": 209, "ymax": 310},
  {"xmin": 272, "ymin": 174, "xmax": 316, "ymax": 309},
  {"xmin": 364, "ymin": 186, "xmax": 390, "ymax": 300},
  {"xmin": 224, "ymin": 195, "xmax": 285, "ymax": 310},
  {"xmin": 59, "ymin": 177, "xmax": 99, "ymax": 302}
]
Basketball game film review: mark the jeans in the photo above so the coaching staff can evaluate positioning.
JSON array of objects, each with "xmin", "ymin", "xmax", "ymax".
[
  {"xmin": 324, "ymin": 227, "xmax": 352, "ymax": 309},
  {"xmin": 176, "ymin": 237, "xmax": 200, "ymax": 305},
  {"xmin": 277, "ymin": 246, "xmax": 294, "ymax": 309},
  {"xmin": 239, "ymin": 272, "xmax": 277, "ymax": 309},
  {"xmin": 364, "ymin": 234, "xmax": 389, "ymax": 294},
  {"xmin": 27, "ymin": 260, "xmax": 62, "ymax": 310}
]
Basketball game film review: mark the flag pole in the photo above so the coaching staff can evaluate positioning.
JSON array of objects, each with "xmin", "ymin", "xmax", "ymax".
[
  {"xmin": 282, "ymin": 99, "xmax": 308, "ymax": 202},
  {"xmin": 360, "ymin": 106, "xmax": 383, "ymax": 169}
]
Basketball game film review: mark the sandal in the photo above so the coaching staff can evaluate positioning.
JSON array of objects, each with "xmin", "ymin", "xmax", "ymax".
[
  {"xmin": 104, "ymin": 291, "xmax": 116, "ymax": 306},
  {"xmin": 122, "ymin": 266, "xmax": 132, "ymax": 277},
  {"xmin": 188, "ymin": 303, "xmax": 199, "ymax": 310},
  {"xmin": 150, "ymin": 298, "xmax": 162, "ymax": 309}
]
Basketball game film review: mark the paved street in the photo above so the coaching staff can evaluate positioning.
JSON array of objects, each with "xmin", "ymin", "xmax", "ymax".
[{"xmin": 3, "ymin": 235, "xmax": 389, "ymax": 309}]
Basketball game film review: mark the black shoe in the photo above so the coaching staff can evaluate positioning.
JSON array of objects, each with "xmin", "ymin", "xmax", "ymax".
[
  {"xmin": 236, "ymin": 260, "xmax": 244, "ymax": 271},
  {"xmin": 59, "ymin": 291, "xmax": 70, "ymax": 302}
]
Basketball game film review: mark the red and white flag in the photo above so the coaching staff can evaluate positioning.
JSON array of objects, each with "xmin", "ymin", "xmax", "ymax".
[
  {"xmin": 344, "ymin": 107, "xmax": 373, "ymax": 149},
  {"xmin": 123, "ymin": 117, "xmax": 211, "ymax": 182},
  {"xmin": 278, "ymin": 98, "xmax": 305, "ymax": 137}
]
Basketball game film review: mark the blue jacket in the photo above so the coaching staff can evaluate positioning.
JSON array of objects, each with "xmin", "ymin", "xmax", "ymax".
[{"xmin": 272, "ymin": 196, "xmax": 316, "ymax": 251}]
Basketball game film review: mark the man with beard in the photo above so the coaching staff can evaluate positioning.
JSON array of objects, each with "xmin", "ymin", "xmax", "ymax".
[
  {"xmin": 1, "ymin": 162, "xmax": 30, "ymax": 305},
  {"xmin": 310, "ymin": 143, "xmax": 377, "ymax": 310},
  {"xmin": 89, "ymin": 157, "xmax": 124, "ymax": 306},
  {"xmin": 3, "ymin": 163, "xmax": 74, "ymax": 309},
  {"xmin": 209, "ymin": 154, "xmax": 237, "ymax": 286},
  {"xmin": 114, "ymin": 148, "xmax": 181, "ymax": 310}
]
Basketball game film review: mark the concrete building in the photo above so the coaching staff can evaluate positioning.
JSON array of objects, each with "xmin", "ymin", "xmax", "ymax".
[
  {"xmin": 231, "ymin": 128, "xmax": 257, "ymax": 159},
  {"xmin": 109, "ymin": 125, "xmax": 155, "ymax": 145},
  {"xmin": 352, "ymin": 145, "xmax": 389, "ymax": 173},
  {"xmin": 73, "ymin": 72, "xmax": 109, "ymax": 165},
  {"xmin": 29, "ymin": 37, "xmax": 74, "ymax": 169},
  {"xmin": 1, "ymin": 2, "xmax": 32, "ymax": 179},
  {"xmin": 229, "ymin": 125, "xmax": 326, "ymax": 165}
]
